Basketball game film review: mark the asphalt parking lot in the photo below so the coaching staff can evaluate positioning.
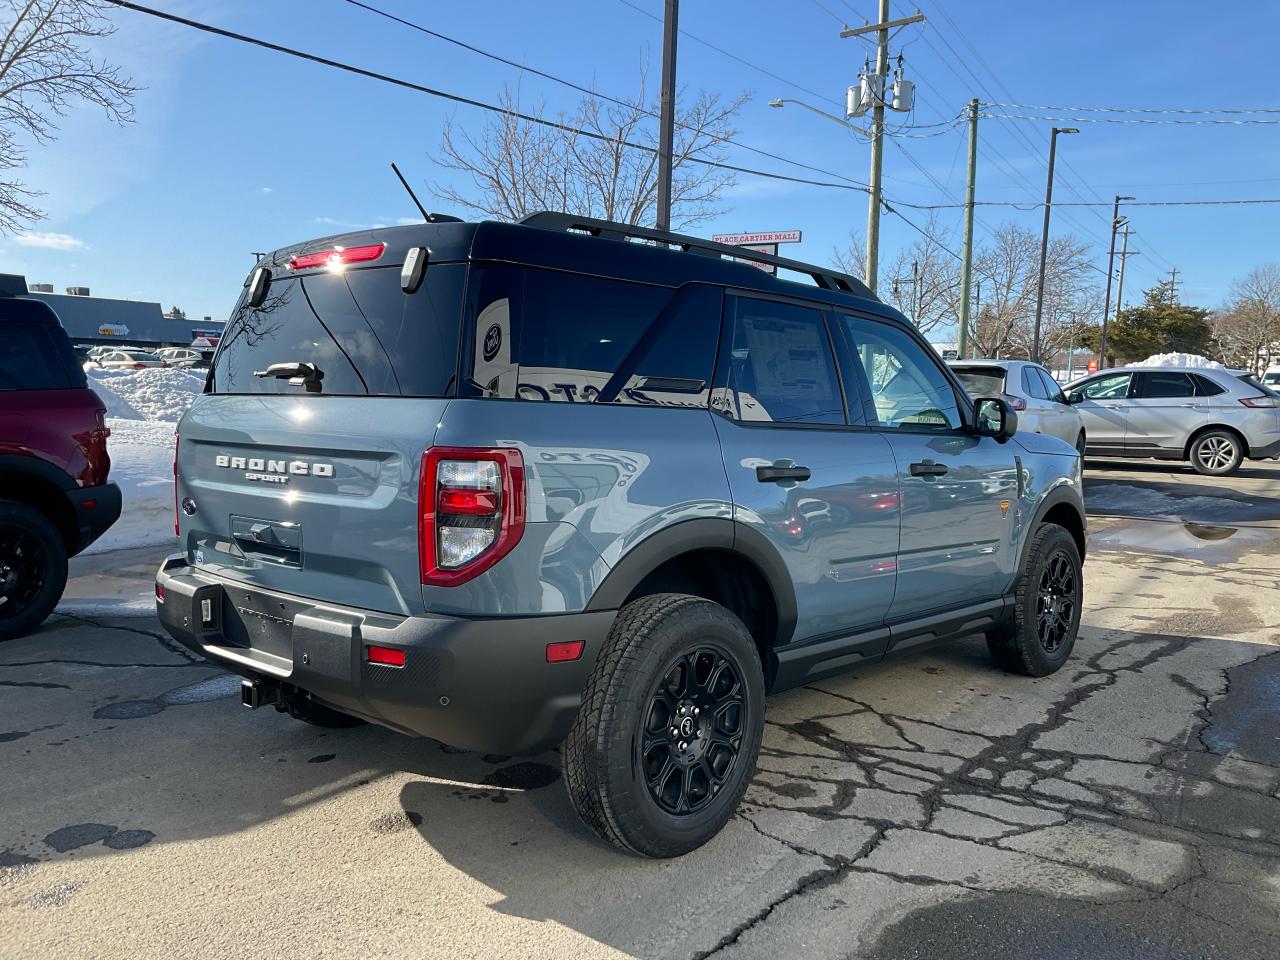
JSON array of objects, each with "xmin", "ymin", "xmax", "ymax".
[{"xmin": 3, "ymin": 459, "xmax": 1280, "ymax": 960}]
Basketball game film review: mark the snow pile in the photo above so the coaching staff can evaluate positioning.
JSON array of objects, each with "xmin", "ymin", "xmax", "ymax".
[
  {"xmin": 1130, "ymin": 353, "xmax": 1224, "ymax": 369},
  {"xmin": 86, "ymin": 366, "xmax": 204, "ymax": 422},
  {"xmin": 81, "ymin": 418, "xmax": 178, "ymax": 556}
]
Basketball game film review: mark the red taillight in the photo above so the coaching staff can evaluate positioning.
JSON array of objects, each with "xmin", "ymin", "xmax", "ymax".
[
  {"xmin": 1007, "ymin": 396, "xmax": 1027, "ymax": 411},
  {"xmin": 155, "ymin": 583, "xmax": 165, "ymax": 602},
  {"xmin": 419, "ymin": 446, "xmax": 525, "ymax": 587},
  {"xmin": 367, "ymin": 645, "xmax": 406, "ymax": 667},
  {"xmin": 546, "ymin": 640, "xmax": 585, "ymax": 663},
  {"xmin": 133, "ymin": 362, "xmax": 146, "ymax": 369},
  {"xmin": 1240, "ymin": 396, "xmax": 1280, "ymax": 408},
  {"xmin": 289, "ymin": 243, "xmax": 385, "ymax": 271},
  {"xmin": 173, "ymin": 436, "xmax": 180, "ymax": 536}
]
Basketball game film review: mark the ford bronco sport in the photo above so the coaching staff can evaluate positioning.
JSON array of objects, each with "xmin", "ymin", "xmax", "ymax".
[
  {"xmin": 1, "ymin": 280, "xmax": 120, "ymax": 640},
  {"xmin": 155, "ymin": 213, "xmax": 1086, "ymax": 857}
]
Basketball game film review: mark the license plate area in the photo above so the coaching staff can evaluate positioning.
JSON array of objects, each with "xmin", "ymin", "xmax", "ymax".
[{"xmin": 220, "ymin": 586, "xmax": 301, "ymax": 663}]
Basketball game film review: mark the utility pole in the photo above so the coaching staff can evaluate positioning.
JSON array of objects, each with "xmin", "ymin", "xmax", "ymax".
[
  {"xmin": 1098, "ymin": 195, "xmax": 1133, "ymax": 369},
  {"xmin": 655, "ymin": 0, "xmax": 679, "ymax": 232},
  {"xmin": 840, "ymin": 2, "xmax": 924, "ymax": 293},
  {"xmin": 1114, "ymin": 225, "xmax": 1139, "ymax": 318},
  {"xmin": 957, "ymin": 97, "xmax": 979, "ymax": 360},
  {"xmin": 1031, "ymin": 126, "xmax": 1079, "ymax": 363},
  {"xmin": 1167, "ymin": 267, "xmax": 1180, "ymax": 304},
  {"xmin": 911, "ymin": 259, "xmax": 920, "ymax": 326}
]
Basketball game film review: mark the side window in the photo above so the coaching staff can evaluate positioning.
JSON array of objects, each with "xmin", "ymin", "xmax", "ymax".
[
  {"xmin": 839, "ymin": 315, "xmax": 962, "ymax": 430},
  {"xmin": 609, "ymin": 285, "xmax": 721, "ymax": 408},
  {"xmin": 728, "ymin": 298, "xmax": 844, "ymax": 425},
  {"xmin": 1135, "ymin": 372, "xmax": 1196, "ymax": 399},
  {"xmin": 1192, "ymin": 374, "xmax": 1225, "ymax": 397},
  {"xmin": 1021, "ymin": 366, "xmax": 1049, "ymax": 400},
  {"xmin": 467, "ymin": 265, "xmax": 672, "ymax": 402},
  {"xmin": 1081, "ymin": 373, "xmax": 1131, "ymax": 400},
  {"xmin": 1036, "ymin": 367, "xmax": 1065, "ymax": 403},
  {"xmin": 0, "ymin": 323, "xmax": 72, "ymax": 391}
]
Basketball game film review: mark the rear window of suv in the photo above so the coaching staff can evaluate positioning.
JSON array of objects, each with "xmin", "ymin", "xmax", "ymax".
[
  {"xmin": 208, "ymin": 265, "xmax": 464, "ymax": 396},
  {"xmin": 951, "ymin": 366, "xmax": 1005, "ymax": 398},
  {"xmin": 0, "ymin": 320, "xmax": 83, "ymax": 391}
]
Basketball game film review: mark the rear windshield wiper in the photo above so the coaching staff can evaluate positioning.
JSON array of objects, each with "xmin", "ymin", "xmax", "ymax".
[{"xmin": 254, "ymin": 361, "xmax": 325, "ymax": 393}]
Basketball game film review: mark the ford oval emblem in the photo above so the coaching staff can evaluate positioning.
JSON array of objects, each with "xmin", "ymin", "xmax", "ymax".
[{"xmin": 482, "ymin": 323, "xmax": 502, "ymax": 362}]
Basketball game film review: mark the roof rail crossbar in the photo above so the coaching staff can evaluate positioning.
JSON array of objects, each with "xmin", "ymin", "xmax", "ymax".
[{"xmin": 518, "ymin": 212, "xmax": 872, "ymax": 297}]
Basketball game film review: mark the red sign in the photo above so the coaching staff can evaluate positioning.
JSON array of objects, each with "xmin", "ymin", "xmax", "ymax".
[{"xmin": 1087, "ymin": 359, "xmax": 1099, "ymax": 374}]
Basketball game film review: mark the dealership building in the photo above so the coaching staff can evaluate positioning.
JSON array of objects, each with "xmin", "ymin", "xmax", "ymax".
[{"xmin": 2, "ymin": 273, "xmax": 224, "ymax": 349}]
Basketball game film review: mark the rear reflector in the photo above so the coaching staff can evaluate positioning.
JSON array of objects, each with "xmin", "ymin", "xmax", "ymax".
[
  {"xmin": 546, "ymin": 640, "xmax": 585, "ymax": 663},
  {"xmin": 80, "ymin": 499, "xmax": 96, "ymax": 510},
  {"xmin": 289, "ymin": 243, "xmax": 385, "ymax": 271},
  {"xmin": 367, "ymin": 645, "xmax": 406, "ymax": 667}
]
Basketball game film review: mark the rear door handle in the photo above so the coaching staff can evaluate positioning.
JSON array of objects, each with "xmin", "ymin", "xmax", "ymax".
[
  {"xmin": 909, "ymin": 460, "xmax": 949, "ymax": 477},
  {"xmin": 756, "ymin": 462, "xmax": 811, "ymax": 483}
]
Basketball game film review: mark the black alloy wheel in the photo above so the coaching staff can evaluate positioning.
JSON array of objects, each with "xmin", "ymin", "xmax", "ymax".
[
  {"xmin": 641, "ymin": 647, "xmax": 745, "ymax": 816},
  {"xmin": 0, "ymin": 502, "xmax": 69, "ymax": 642},
  {"xmin": 0, "ymin": 524, "xmax": 47, "ymax": 621},
  {"xmin": 1036, "ymin": 548, "xmax": 1077, "ymax": 654}
]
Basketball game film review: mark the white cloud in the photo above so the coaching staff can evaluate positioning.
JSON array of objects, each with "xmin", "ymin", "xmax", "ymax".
[
  {"xmin": 258, "ymin": 186, "xmax": 274, "ymax": 194},
  {"xmin": 15, "ymin": 231, "xmax": 85, "ymax": 251}
]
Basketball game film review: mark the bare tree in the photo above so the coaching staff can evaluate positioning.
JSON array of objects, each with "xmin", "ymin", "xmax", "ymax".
[
  {"xmin": 881, "ymin": 215, "xmax": 960, "ymax": 335},
  {"xmin": 0, "ymin": 0, "xmax": 137, "ymax": 233},
  {"xmin": 831, "ymin": 230, "xmax": 866, "ymax": 282},
  {"xmin": 1212, "ymin": 264, "xmax": 1280, "ymax": 373},
  {"xmin": 969, "ymin": 224, "xmax": 1098, "ymax": 362},
  {"xmin": 434, "ymin": 79, "xmax": 747, "ymax": 230}
]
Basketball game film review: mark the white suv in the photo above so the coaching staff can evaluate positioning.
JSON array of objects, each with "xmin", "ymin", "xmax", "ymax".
[
  {"xmin": 950, "ymin": 360, "xmax": 1085, "ymax": 454},
  {"xmin": 1064, "ymin": 366, "xmax": 1280, "ymax": 475}
]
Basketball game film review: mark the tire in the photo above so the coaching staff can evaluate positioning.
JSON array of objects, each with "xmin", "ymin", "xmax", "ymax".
[
  {"xmin": 986, "ymin": 524, "xmax": 1082, "ymax": 677},
  {"xmin": 1075, "ymin": 432, "xmax": 1087, "ymax": 458},
  {"xmin": 1189, "ymin": 429, "xmax": 1244, "ymax": 476},
  {"xmin": 563, "ymin": 593, "xmax": 766, "ymax": 858},
  {"xmin": 0, "ymin": 501, "xmax": 69, "ymax": 642}
]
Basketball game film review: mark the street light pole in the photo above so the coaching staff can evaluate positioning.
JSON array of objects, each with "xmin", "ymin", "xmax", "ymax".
[
  {"xmin": 1031, "ymin": 126, "xmax": 1078, "ymax": 363},
  {"xmin": 655, "ymin": 0, "xmax": 679, "ymax": 232},
  {"xmin": 1098, "ymin": 195, "xmax": 1134, "ymax": 369}
]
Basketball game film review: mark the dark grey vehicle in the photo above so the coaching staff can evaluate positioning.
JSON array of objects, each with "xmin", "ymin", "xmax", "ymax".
[{"xmin": 155, "ymin": 214, "xmax": 1086, "ymax": 857}]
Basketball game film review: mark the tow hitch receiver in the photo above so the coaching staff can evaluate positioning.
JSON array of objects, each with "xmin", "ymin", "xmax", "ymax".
[{"xmin": 241, "ymin": 677, "xmax": 281, "ymax": 710}]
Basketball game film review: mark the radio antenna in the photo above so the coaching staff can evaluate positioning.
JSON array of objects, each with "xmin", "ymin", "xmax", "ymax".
[{"xmin": 391, "ymin": 162, "xmax": 430, "ymax": 222}]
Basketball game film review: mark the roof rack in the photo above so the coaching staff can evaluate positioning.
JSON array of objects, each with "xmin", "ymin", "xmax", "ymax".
[{"xmin": 518, "ymin": 211, "xmax": 873, "ymax": 297}]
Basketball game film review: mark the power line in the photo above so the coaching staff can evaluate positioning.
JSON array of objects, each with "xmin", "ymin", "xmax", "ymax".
[
  {"xmin": 984, "ymin": 101, "xmax": 1280, "ymax": 116},
  {"xmin": 982, "ymin": 110, "xmax": 1280, "ymax": 126},
  {"xmin": 614, "ymin": 0, "xmax": 837, "ymax": 108},
  {"xmin": 113, "ymin": 1, "xmax": 877, "ymax": 196},
  {"xmin": 342, "ymin": 0, "xmax": 873, "ymax": 189}
]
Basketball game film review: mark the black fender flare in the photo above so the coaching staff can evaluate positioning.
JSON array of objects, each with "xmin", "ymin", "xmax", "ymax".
[
  {"xmin": 584, "ymin": 517, "xmax": 799, "ymax": 646},
  {"xmin": 0, "ymin": 454, "xmax": 76, "ymax": 491},
  {"xmin": 1020, "ymin": 484, "xmax": 1087, "ymax": 571}
]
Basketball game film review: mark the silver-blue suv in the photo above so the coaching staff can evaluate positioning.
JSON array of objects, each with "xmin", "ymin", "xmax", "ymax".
[{"xmin": 155, "ymin": 213, "xmax": 1086, "ymax": 857}]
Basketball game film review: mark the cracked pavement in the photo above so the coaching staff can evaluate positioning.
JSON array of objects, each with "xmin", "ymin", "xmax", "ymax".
[{"xmin": 2, "ymin": 461, "xmax": 1280, "ymax": 959}]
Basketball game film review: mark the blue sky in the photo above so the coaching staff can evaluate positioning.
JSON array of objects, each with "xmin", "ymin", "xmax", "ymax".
[{"xmin": 6, "ymin": 0, "xmax": 1280, "ymax": 324}]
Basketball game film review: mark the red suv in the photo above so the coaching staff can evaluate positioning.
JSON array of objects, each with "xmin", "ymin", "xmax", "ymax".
[{"xmin": 0, "ymin": 289, "xmax": 120, "ymax": 640}]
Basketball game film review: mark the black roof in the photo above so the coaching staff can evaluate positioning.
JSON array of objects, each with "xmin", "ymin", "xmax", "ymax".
[
  {"xmin": 262, "ymin": 211, "xmax": 899, "ymax": 321},
  {"xmin": 0, "ymin": 294, "xmax": 61, "ymax": 325}
]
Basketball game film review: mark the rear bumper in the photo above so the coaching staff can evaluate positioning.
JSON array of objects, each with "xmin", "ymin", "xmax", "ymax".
[
  {"xmin": 1249, "ymin": 436, "xmax": 1280, "ymax": 459},
  {"xmin": 68, "ymin": 482, "xmax": 121, "ymax": 553},
  {"xmin": 154, "ymin": 555, "xmax": 614, "ymax": 754}
]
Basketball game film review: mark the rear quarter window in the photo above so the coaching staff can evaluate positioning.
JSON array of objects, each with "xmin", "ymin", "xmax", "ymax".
[{"xmin": 0, "ymin": 322, "xmax": 78, "ymax": 390}]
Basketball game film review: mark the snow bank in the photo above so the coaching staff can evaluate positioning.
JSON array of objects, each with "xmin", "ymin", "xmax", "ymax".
[
  {"xmin": 87, "ymin": 366, "xmax": 204, "ymax": 422},
  {"xmin": 82, "ymin": 418, "xmax": 178, "ymax": 555},
  {"xmin": 1130, "ymin": 353, "xmax": 1224, "ymax": 369}
]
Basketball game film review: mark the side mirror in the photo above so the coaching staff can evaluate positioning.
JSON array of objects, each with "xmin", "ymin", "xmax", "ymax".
[
  {"xmin": 974, "ymin": 396, "xmax": 1018, "ymax": 442},
  {"xmin": 1065, "ymin": 391, "xmax": 1084, "ymax": 404}
]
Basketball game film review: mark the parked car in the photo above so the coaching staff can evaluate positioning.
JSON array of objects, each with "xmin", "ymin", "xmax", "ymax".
[
  {"xmin": 0, "ymin": 290, "xmax": 121, "ymax": 640},
  {"xmin": 156, "ymin": 347, "xmax": 207, "ymax": 369},
  {"xmin": 949, "ymin": 359, "xmax": 1085, "ymax": 454},
  {"xmin": 155, "ymin": 213, "xmax": 1086, "ymax": 857},
  {"xmin": 1263, "ymin": 368, "xmax": 1280, "ymax": 388},
  {"xmin": 1063, "ymin": 366, "xmax": 1280, "ymax": 475},
  {"xmin": 93, "ymin": 349, "xmax": 166, "ymax": 370}
]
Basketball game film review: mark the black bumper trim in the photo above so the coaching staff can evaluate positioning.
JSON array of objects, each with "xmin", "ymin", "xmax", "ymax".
[
  {"xmin": 154, "ymin": 555, "xmax": 614, "ymax": 754},
  {"xmin": 68, "ymin": 482, "xmax": 122, "ymax": 554}
]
